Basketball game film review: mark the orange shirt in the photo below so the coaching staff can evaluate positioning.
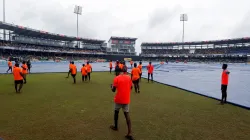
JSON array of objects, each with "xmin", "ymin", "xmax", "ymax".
[
  {"xmin": 138, "ymin": 65, "xmax": 142, "ymax": 74},
  {"xmin": 86, "ymin": 64, "xmax": 92, "ymax": 73},
  {"xmin": 109, "ymin": 62, "xmax": 112, "ymax": 68},
  {"xmin": 221, "ymin": 70, "xmax": 229, "ymax": 85},
  {"xmin": 131, "ymin": 67, "xmax": 141, "ymax": 81},
  {"xmin": 69, "ymin": 64, "xmax": 73, "ymax": 69},
  {"xmin": 70, "ymin": 64, "xmax": 77, "ymax": 74},
  {"xmin": 147, "ymin": 64, "xmax": 154, "ymax": 74},
  {"xmin": 81, "ymin": 66, "xmax": 87, "ymax": 76},
  {"xmin": 8, "ymin": 61, "xmax": 12, "ymax": 67},
  {"xmin": 119, "ymin": 64, "xmax": 124, "ymax": 70},
  {"xmin": 22, "ymin": 64, "xmax": 28, "ymax": 74},
  {"xmin": 113, "ymin": 74, "xmax": 132, "ymax": 104},
  {"xmin": 13, "ymin": 67, "xmax": 23, "ymax": 80}
]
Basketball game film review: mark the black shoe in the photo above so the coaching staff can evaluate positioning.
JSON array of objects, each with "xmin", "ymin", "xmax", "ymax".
[{"xmin": 110, "ymin": 125, "xmax": 118, "ymax": 131}]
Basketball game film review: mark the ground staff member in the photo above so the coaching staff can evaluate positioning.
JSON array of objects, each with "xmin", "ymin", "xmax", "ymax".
[
  {"xmin": 110, "ymin": 67, "xmax": 134, "ymax": 140},
  {"xmin": 109, "ymin": 60, "xmax": 113, "ymax": 74},
  {"xmin": 147, "ymin": 62, "xmax": 154, "ymax": 83},
  {"xmin": 131, "ymin": 63, "xmax": 141, "ymax": 93},
  {"xmin": 138, "ymin": 61, "xmax": 142, "ymax": 81},
  {"xmin": 21, "ymin": 61, "xmax": 28, "ymax": 84},
  {"xmin": 86, "ymin": 62, "xmax": 92, "ymax": 81},
  {"xmin": 70, "ymin": 61, "xmax": 77, "ymax": 84},
  {"xmin": 6, "ymin": 59, "xmax": 12, "ymax": 73},
  {"xmin": 13, "ymin": 63, "xmax": 24, "ymax": 93},
  {"xmin": 81, "ymin": 64, "xmax": 88, "ymax": 82},
  {"xmin": 221, "ymin": 64, "xmax": 230, "ymax": 105}
]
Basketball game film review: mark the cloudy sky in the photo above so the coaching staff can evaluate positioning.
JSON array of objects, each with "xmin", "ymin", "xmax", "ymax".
[{"xmin": 1, "ymin": 0, "xmax": 250, "ymax": 53}]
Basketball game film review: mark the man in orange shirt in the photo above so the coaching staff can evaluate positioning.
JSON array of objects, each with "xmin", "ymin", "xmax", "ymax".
[
  {"xmin": 21, "ymin": 61, "xmax": 28, "ymax": 84},
  {"xmin": 131, "ymin": 63, "xmax": 141, "ymax": 93},
  {"xmin": 13, "ymin": 63, "xmax": 24, "ymax": 93},
  {"xmin": 221, "ymin": 64, "xmax": 230, "ymax": 105},
  {"xmin": 70, "ymin": 61, "xmax": 77, "ymax": 84},
  {"xmin": 6, "ymin": 59, "xmax": 13, "ymax": 73},
  {"xmin": 119, "ymin": 61, "xmax": 124, "ymax": 70},
  {"xmin": 110, "ymin": 67, "xmax": 134, "ymax": 140},
  {"xmin": 138, "ymin": 61, "xmax": 142, "ymax": 81},
  {"xmin": 81, "ymin": 64, "xmax": 88, "ymax": 82},
  {"xmin": 147, "ymin": 62, "xmax": 154, "ymax": 83},
  {"xmin": 86, "ymin": 62, "xmax": 92, "ymax": 81},
  {"xmin": 66, "ymin": 61, "xmax": 72, "ymax": 78},
  {"xmin": 109, "ymin": 60, "xmax": 113, "ymax": 74}
]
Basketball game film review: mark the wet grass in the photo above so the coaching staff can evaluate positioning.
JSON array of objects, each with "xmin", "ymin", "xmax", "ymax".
[{"xmin": 0, "ymin": 72, "xmax": 250, "ymax": 140}]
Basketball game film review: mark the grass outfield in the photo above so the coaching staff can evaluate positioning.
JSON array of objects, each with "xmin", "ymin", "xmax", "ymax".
[{"xmin": 0, "ymin": 72, "xmax": 250, "ymax": 140}]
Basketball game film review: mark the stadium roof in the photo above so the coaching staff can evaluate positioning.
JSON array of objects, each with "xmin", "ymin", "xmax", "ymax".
[
  {"xmin": 0, "ymin": 21, "xmax": 105, "ymax": 44},
  {"xmin": 109, "ymin": 36, "xmax": 137, "ymax": 42},
  {"xmin": 141, "ymin": 37, "xmax": 250, "ymax": 46}
]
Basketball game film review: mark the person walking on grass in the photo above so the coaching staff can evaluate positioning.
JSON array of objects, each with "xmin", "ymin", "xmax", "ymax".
[
  {"xmin": 110, "ymin": 67, "xmax": 134, "ymax": 140},
  {"xmin": 6, "ymin": 59, "xmax": 12, "ymax": 73},
  {"xmin": 13, "ymin": 63, "xmax": 24, "ymax": 93},
  {"xmin": 86, "ymin": 62, "xmax": 92, "ymax": 81},
  {"xmin": 21, "ymin": 61, "xmax": 28, "ymax": 84},
  {"xmin": 131, "ymin": 63, "xmax": 141, "ymax": 93},
  {"xmin": 109, "ymin": 60, "xmax": 113, "ymax": 74},
  {"xmin": 138, "ymin": 61, "xmax": 142, "ymax": 81},
  {"xmin": 70, "ymin": 61, "xmax": 77, "ymax": 84},
  {"xmin": 81, "ymin": 64, "xmax": 88, "ymax": 82},
  {"xmin": 147, "ymin": 62, "xmax": 154, "ymax": 83}
]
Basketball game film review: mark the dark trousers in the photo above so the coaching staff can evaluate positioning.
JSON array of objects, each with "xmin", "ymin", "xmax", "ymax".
[
  {"xmin": 221, "ymin": 84, "xmax": 227, "ymax": 103},
  {"xmin": 87, "ymin": 72, "xmax": 91, "ymax": 81},
  {"xmin": 115, "ymin": 71, "xmax": 119, "ymax": 76},
  {"xmin": 82, "ymin": 75, "xmax": 87, "ymax": 81},
  {"xmin": 110, "ymin": 68, "xmax": 112, "ymax": 74},
  {"xmin": 148, "ymin": 73, "xmax": 153, "ymax": 82},
  {"xmin": 7, "ymin": 66, "xmax": 12, "ymax": 73}
]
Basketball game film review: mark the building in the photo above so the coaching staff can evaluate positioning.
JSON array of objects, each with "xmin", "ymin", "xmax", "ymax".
[{"xmin": 107, "ymin": 36, "xmax": 137, "ymax": 55}]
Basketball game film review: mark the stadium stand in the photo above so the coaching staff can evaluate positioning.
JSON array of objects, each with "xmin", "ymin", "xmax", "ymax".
[
  {"xmin": 0, "ymin": 22, "xmax": 142, "ymax": 62},
  {"xmin": 0, "ymin": 22, "xmax": 107, "ymax": 62},
  {"xmin": 141, "ymin": 38, "xmax": 250, "ymax": 63}
]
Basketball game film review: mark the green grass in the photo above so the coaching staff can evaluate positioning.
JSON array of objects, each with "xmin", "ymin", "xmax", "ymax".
[{"xmin": 0, "ymin": 72, "xmax": 250, "ymax": 140}]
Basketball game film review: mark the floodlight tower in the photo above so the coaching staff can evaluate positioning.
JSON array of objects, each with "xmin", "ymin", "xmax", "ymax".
[
  {"xmin": 180, "ymin": 14, "xmax": 188, "ymax": 48},
  {"xmin": 74, "ymin": 5, "xmax": 82, "ymax": 47},
  {"xmin": 3, "ymin": 0, "xmax": 6, "ymax": 40}
]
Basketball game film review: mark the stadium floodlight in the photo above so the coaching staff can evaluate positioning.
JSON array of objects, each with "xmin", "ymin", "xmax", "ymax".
[
  {"xmin": 2, "ymin": 0, "xmax": 6, "ymax": 40},
  {"xmin": 74, "ymin": 5, "xmax": 82, "ymax": 47},
  {"xmin": 180, "ymin": 14, "xmax": 188, "ymax": 44}
]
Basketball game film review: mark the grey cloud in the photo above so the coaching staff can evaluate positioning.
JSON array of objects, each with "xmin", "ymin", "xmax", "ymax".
[
  {"xmin": 231, "ymin": 11, "xmax": 250, "ymax": 38},
  {"xmin": 147, "ymin": 5, "xmax": 182, "ymax": 29}
]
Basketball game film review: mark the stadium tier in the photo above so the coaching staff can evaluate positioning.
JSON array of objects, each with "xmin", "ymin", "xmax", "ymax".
[
  {"xmin": 0, "ymin": 22, "xmax": 141, "ymax": 61},
  {"xmin": 140, "ymin": 38, "xmax": 250, "ymax": 63},
  {"xmin": 107, "ymin": 36, "xmax": 137, "ymax": 55}
]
